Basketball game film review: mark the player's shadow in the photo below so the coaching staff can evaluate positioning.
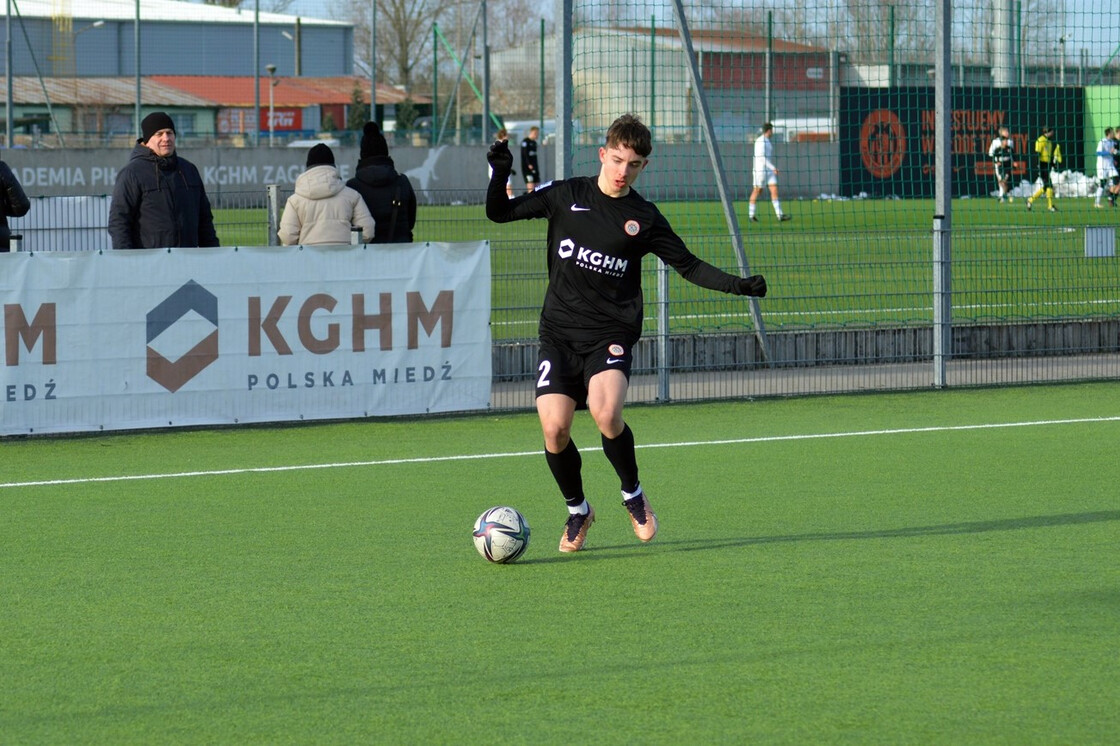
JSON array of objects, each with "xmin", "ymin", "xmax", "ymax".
[{"xmin": 520, "ymin": 509, "xmax": 1120, "ymax": 564}]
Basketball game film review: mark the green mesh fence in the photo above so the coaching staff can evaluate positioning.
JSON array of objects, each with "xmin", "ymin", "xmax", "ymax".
[{"xmin": 506, "ymin": 0, "xmax": 1119, "ymax": 400}]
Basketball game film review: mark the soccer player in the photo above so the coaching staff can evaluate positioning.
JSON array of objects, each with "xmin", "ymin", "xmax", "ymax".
[
  {"xmin": 520, "ymin": 125, "xmax": 540, "ymax": 193},
  {"xmin": 748, "ymin": 122, "xmax": 791, "ymax": 222},
  {"xmin": 987, "ymin": 126, "xmax": 1014, "ymax": 203},
  {"xmin": 1093, "ymin": 127, "xmax": 1117, "ymax": 209},
  {"xmin": 1026, "ymin": 126, "xmax": 1061, "ymax": 213},
  {"xmin": 485, "ymin": 113, "xmax": 768, "ymax": 553},
  {"xmin": 990, "ymin": 131, "xmax": 1015, "ymax": 204}
]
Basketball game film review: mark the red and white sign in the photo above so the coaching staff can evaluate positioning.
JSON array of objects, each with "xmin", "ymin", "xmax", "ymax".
[{"xmin": 259, "ymin": 108, "xmax": 302, "ymax": 131}]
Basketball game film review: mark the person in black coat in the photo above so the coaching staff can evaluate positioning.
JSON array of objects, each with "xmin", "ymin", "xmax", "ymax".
[
  {"xmin": 108, "ymin": 111, "xmax": 219, "ymax": 249},
  {"xmin": 0, "ymin": 158, "xmax": 30, "ymax": 252},
  {"xmin": 346, "ymin": 122, "xmax": 417, "ymax": 243}
]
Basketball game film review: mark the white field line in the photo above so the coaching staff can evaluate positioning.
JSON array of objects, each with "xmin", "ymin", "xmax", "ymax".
[{"xmin": 4, "ymin": 415, "xmax": 1119, "ymax": 490}]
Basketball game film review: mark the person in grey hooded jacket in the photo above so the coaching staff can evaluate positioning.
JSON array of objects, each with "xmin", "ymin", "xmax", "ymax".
[
  {"xmin": 108, "ymin": 111, "xmax": 219, "ymax": 250},
  {"xmin": 278, "ymin": 143, "xmax": 375, "ymax": 246}
]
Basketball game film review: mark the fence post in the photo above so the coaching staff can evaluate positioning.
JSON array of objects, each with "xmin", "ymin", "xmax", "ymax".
[
  {"xmin": 933, "ymin": 215, "xmax": 951, "ymax": 388},
  {"xmin": 656, "ymin": 260, "xmax": 670, "ymax": 402},
  {"xmin": 267, "ymin": 184, "xmax": 280, "ymax": 246},
  {"xmin": 932, "ymin": 0, "xmax": 953, "ymax": 389}
]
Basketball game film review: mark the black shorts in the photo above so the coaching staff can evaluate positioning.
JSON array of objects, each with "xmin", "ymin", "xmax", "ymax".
[
  {"xmin": 535, "ymin": 335, "xmax": 633, "ymax": 406},
  {"xmin": 1038, "ymin": 164, "xmax": 1053, "ymax": 189},
  {"xmin": 995, "ymin": 165, "xmax": 1011, "ymax": 182}
]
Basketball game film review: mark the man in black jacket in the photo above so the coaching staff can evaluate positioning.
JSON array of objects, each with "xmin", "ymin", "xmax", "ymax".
[
  {"xmin": 346, "ymin": 121, "xmax": 417, "ymax": 243},
  {"xmin": 0, "ymin": 157, "xmax": 30, "ymax": 251},
  {"xmin": 108, "ymin": 111, "xmax": 219, "ymax": 249}
]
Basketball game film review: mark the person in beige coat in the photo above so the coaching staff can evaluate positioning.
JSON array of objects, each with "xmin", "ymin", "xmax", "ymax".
[{"xmin": 278, "ymin": 143, "xmax": 375, "ymax": 246}]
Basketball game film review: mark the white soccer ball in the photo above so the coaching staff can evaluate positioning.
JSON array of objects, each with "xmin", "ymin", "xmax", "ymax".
[{"xmin": 473, "ymin": 506, "xmax": 531, "ymax": 563}]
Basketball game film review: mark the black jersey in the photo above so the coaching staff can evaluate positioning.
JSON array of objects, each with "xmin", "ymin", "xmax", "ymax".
[
  {"xmin": 520, "ymin": 137, "xmax": 539, "ymax": 179},
  {"xmin": 992, "ymin": 143, "xmax": 1013, "ymax": 173},
  {"xmin": 487, "ymin": 175, "xmax": 745, "ymax": 346}
]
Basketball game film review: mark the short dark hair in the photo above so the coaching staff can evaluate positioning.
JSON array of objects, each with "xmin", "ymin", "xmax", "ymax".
[
  {"xmin": 605, "ymin": 113, "xmax": 652, "ymax": 157},
  {"xmin": 761, "ymin": 122, "xmax": 774, "ymax": 133}
]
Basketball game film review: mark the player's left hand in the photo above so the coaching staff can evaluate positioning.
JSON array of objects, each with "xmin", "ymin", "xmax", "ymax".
[
  {"xmin": 737, "ymin": 274, "xmax": 767, "ymax": 297},
  {"xmin": 487, "ymin": 139, "xmax": 513, "ymax": 174}
]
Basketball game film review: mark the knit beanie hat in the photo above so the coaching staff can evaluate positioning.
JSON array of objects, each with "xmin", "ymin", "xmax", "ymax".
[
  {"xmin": 140, "ymin": 111, "xmax": 176, "ymax": 143},
  {"xmin": 306, "ymin": 143, "xmax": 335, "ymax": 168},
  {"xmin": 360, "ymin": 121, "xmax": 389, "ymax": 158}
]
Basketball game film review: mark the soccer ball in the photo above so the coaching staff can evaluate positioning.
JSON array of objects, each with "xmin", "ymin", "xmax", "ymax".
[{"xmin": 473, "ymin": 506, "xmax": 531, "ymax": 563}]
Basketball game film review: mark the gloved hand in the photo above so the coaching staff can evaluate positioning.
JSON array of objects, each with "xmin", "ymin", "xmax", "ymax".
[
  {"xmin": 737, "ymin": 274, "xmax": 767, "ymax": 297},
  {"xmin": 487, "ymin": 139, "xmax": 513, "ymax": 175}
]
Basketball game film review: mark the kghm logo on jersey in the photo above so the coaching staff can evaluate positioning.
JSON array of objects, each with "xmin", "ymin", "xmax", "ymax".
[{"xmin": 557, "ymin": 238, "xmax": 629, "ymax": 278}]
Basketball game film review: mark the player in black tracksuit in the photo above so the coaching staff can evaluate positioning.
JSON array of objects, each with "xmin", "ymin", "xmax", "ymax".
[
  {"xmin": 486, "ymin": 113, "xmax": 768, "ymax": 553},
  {"xmin": 520, "ymin": 126, "xmax": 540, "ymax": 192}
]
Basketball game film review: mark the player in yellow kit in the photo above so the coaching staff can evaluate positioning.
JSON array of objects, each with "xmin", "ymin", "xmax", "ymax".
[{"xmin": 1026, "ymin": 126, "xmax": 1062, "ymax": 213}]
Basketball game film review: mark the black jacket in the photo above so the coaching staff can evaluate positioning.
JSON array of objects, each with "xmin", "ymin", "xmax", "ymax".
[
  {"xmin": 347, "ymin": 156, "xmax": 417, "ymax": 243},
  {"xmin": 0, "ymin": 160, "xmax": 30, "ymax": 246},
  {"xmin": 108, "ymin": 144, "xmax": 219, "ymax": 249},
  {"xmin": 0, "ymin": 161, "xmax": 30, "ymax": 248}
]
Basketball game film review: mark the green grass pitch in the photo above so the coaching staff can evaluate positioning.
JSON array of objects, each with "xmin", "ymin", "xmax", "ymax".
[
  {"xmin": 215, "ymin": 195, "xmax": 1120, "ymax": 341},
  {"xmin": 3, "ymin": 382, "xmax": 1119, "ymax": 742}
]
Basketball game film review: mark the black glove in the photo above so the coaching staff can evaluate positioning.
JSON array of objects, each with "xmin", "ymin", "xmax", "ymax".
[
  {"xmin": 737, "ymin": 274, "xmax": 767, "ymax": 297},
  {"xmin": 487, "ymin": 139, "xmax": 513, "ymax": 175}
]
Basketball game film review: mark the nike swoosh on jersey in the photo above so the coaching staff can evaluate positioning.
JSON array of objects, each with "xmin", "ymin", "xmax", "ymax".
[
  {"xmin": 570, "ymin": 204, "xmax": 591, "ymax": 212},
  {"xmin": 605, "ymin": 357, "xmax": 624, "ymax": 364}
]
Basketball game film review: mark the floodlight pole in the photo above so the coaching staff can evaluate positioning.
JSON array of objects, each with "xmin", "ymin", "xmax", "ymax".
[
  {"xmin": 6, "ymin": 0, "xmax": 12, "ymax": 147},
  {"xmin": 254, "ymin": 0, "xmax": 260, "ymax": 147},
  {"xmin": 267, "ymin": 63, "xmax": 276, "ymax": 147},
  {"xmin": 376, "ymin": 0, "xmax": 380, "ymax": 122},
  {"xmin": 134, "ymin": 0, "xmax": 140, "ymax": 138}
]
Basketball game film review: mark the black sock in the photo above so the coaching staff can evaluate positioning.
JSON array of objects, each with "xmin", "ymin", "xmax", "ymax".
[
  {"xmin": 545, "ymin": 439, "xmax": 584, "ymax": 507},
  {"xmin": 601, "ymin": 423, "xmax": 639, "ymax": 495}
]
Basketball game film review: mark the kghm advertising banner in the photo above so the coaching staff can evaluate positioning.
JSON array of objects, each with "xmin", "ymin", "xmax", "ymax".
[
  {"xmin": 841, "ymin": 87, "xmax": 1084, "ymax": 197},
  {"xmin": 2, "ymin": 242, "xmax": 492, "ymax": 436}
]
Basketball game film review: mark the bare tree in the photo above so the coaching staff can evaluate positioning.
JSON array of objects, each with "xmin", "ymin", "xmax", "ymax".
[
  {"xmin": 340, "ymin": 0, "xmax": 545, "ymax": 94},
  {"xmin": 360, "ymin": 0, "xmax": 444, "ymax": 91}
]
